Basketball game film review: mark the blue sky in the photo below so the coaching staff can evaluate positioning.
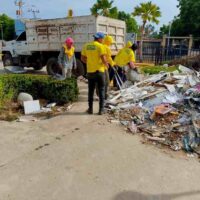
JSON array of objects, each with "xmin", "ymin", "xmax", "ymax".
[{"xmin": 0, "ymin": 0, "xmax": 179, "ymax": 29}]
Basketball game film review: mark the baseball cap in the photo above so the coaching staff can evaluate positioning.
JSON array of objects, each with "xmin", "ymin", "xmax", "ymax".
[
  {"xmin": 93, "ymin": 32, "xmax": 105, "ymax": 39},
  {"xmin": 65, "ymin": 37, "xmax": 74, "ymax": 45},
  {"xmin": 103, "ymin": 35, "xmax": 115, "ymax": 45}
]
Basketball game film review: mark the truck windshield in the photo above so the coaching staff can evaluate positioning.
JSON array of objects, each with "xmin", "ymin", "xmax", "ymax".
[{"xmin": 16, "ymin": 32, "xmax": 26, "ymax": 41}]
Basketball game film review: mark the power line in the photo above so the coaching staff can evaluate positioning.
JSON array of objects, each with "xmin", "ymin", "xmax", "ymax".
[{"xmin": 28, "ymin": 5, "xmax": 40, "ymax": 19}]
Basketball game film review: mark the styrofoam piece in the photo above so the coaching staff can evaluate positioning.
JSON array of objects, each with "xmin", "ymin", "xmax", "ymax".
[
  {"xmin": 17, "ymin": 92, "xmax": 33, "ymax": 106},
  {"xmin": 24, "ymin": 100, "xmax": 41, "ymax": 115}
]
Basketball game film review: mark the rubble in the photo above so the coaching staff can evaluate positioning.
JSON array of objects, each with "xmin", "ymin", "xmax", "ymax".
[
  {"xmin": 17, "ymin": 115, "xmax": 39, "ymax": 122},
  {"xmin": 106, "ymin": 65, "xmax": 200, "ymax": 155}
]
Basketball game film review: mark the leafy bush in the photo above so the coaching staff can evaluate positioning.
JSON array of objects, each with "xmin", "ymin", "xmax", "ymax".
[
  {"xmin": 0, "ymin": 74, "xmax": 78, "ymax": 106},
  {"xmin": 0, "ymin": 80, "xmax": 14, "ymax": 108}
]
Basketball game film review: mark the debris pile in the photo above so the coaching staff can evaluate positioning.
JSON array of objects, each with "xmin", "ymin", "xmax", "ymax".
[{"xmin": 107, "ymin": 65, "xmax": 200, "ymax": 155}]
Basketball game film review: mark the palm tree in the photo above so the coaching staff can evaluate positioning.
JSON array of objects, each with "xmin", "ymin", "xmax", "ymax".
[
  {"xmin": 91, "ymin": 0, "xmax": 114, "ymax": 17},
  {"xmin": 133, "ymin": 1, "xmax": 161, "ymax": 62}
]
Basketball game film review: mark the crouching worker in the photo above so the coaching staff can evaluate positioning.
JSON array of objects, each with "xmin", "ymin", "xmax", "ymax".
[
  {"xmin": 58, "ymin": 37, "xmax": 77, "ymax": 78},
  {"xmin": 113, "ymin": 41, "xmax": 137, "ymax": 88},
  {"xmin": 81, "ymin": 32, "xmax": 108, "ymax": 115},
  {"xmin": 124, "ymin": 43, "xmax": 140, "ymax": 84}
]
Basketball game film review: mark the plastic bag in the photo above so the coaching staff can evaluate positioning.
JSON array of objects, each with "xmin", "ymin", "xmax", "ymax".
[{"xmin": 126, "ymin": 69, "xmax": 141, "ymax": 83}]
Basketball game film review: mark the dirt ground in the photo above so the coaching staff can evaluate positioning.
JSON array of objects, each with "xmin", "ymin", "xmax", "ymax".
[{"xmin": 0, "ymin": 62, "xmax": 200, "ymax": 200}]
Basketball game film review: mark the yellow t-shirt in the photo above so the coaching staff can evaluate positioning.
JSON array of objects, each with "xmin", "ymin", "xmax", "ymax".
[
  {"xmin": 81, "ymin": 41, "xmax": 106, "ymax": 73},
  {"xmin": 104, "ymin": 45, "xmax": 115, "ymax": 68},
  {"xmin": 114, "ymin": 47, "xmax": 135, "ymax": 67}
]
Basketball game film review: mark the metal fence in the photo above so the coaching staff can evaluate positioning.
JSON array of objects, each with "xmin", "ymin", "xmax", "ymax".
[{"xmin": 136, "ymin": 46, "xmax": 200, "ymax": 64}]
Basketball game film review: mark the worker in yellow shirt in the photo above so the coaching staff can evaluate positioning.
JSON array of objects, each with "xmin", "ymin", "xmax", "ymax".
[
  {"xmin": 114, "ymin": 41, "xmax": 138, "ymax": 88},
  {"xmin": 81, "ymin": 32, "xmax": 108, "ymax": 115},
  {"xmin": 96, "ymin": 35, "xmax": 115, "ymax": 99},
  {"xmin": 103, "ymin": 35, "xmax": 115, "ymax": 97},
  {"xmin": 103, "ymin": 35, "xmax": 115, "ymax": 67}
]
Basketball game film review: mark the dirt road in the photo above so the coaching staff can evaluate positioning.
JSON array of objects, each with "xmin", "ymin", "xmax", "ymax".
[{"xmin": 0, "ymin": 63, "xmax": 200, "ymax": 200}]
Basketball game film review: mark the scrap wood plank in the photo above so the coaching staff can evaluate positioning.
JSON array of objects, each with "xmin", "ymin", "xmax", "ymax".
[
  {"xmin": 140, "ymin": 88, "xmax": 167, "ymax": 101},
  {"xmin": 146, "ymin": 135, "xmax": 166, "ymax": 142}
]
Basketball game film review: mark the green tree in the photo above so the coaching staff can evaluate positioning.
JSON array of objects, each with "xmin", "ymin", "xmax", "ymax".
[
  {"xmin": 90, "ymin": 1, "xmax": 138, "ymax": 33},
  {"xmin": 0, "ymin": 14, "xmax": 15, "ymax": 41},
  {"xmin": 170, "ymin": 18, "xmax": 184, "ymax": 36},
  {"xmin": 160, "ymin": 0, "xmax": 200, "ymax": 37},
  {"xmin": 176, "ymin": 0, "xmax": 200, "ymax": 36},
  {"xmin": 109, "ymin": 7, "xmax": 118, "ymax": 19},
  {"xmin": 118, "ymin": 11, "xmax": 138, "ymax": 33},
  {"xmin": 90, "ymin": 0, "xmax": 116, "ymax": 17},
  {"xmin": 159, "ymin": 24, "xmax": 170, "ymax": 37},
  {"xmin": 133, "ymin": 1, "xmax": 161, "ymax": 62}
]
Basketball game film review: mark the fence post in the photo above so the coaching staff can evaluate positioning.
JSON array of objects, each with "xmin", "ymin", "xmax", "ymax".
[
  {"xmin": 162, "ymin": 35, "xmax": 167, "ymax": 48},
  {"xmin": 188, "ymin": 35, "xmax": 193, "ymax": 56}
]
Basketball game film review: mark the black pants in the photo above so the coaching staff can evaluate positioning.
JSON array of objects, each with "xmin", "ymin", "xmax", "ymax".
[
  {"xmin": 87, "ymin": 71, "xmax": 105, "ymax": 110},
  {"xmin": 96, "ymin": 70, "xmax": 109, "ymax": 100}
]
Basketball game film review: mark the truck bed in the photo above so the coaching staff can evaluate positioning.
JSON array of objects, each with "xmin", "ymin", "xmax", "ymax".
[{"xmin": 25, "ymin": 15, "xmax": 126, "ymax": 54}]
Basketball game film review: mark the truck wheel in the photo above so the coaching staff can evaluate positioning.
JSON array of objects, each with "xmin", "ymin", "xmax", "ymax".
[
  {"xmin": 73, "ymin": 58, "xmax": 86, "ymax": 77},
  {"xmin": 3, "ymin": 54, "xmax": 13, "ymax": 66},
  {"xmin": 46, "ymin": 58, "xmax": 61, "ymax": 75}
]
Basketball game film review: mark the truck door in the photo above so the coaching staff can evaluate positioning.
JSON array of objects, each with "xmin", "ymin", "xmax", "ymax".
[{"xmin": 14, "ymin": 32, "xmax": 31, "ymax": 56}]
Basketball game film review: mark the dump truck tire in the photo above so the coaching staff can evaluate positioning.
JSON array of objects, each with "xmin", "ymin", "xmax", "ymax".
[
  {"xmin": 3, "ymin": 53, "xmax": 13, "ymax": 67},
  {"xmin": 72, "ymin": 58, "xmax": 85, "ymax": 77},
  {"xmin": 46, "ymin": 58, "xmax": 61, "ymax": 75}
]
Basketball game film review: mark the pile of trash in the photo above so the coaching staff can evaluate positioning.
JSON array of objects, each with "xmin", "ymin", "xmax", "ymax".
[{"xmin": 106, "ymin": 65, "xmax": 200, "ymax": 155}]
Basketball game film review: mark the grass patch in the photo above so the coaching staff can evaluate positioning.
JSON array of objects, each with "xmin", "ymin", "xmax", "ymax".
[{"xmin": 139, "ymin": 65, "xmax": 179, "ymax": 75}]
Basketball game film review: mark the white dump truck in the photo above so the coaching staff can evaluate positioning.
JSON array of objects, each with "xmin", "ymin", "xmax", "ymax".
[{"xmin": 2, "ymin": 15, "xmax": 126, "ymax": 76}]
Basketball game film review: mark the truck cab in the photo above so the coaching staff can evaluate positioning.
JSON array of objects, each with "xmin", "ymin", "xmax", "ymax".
[{"xmin": 2, "ymin": 32, "xmax": 32, "ymax": 67}]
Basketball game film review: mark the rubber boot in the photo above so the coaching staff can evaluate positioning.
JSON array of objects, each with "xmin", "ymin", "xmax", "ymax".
[
  {"xmin": 87, "ymin": 102, "xmax": 93, "ymax": 114},
  {"xmin": 98, "ymin": 108, "xmax": 105, "ymax": 115},
  {"xmin": 87, "ymin": 107, "xmax": 93, "ymax": 114}
]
